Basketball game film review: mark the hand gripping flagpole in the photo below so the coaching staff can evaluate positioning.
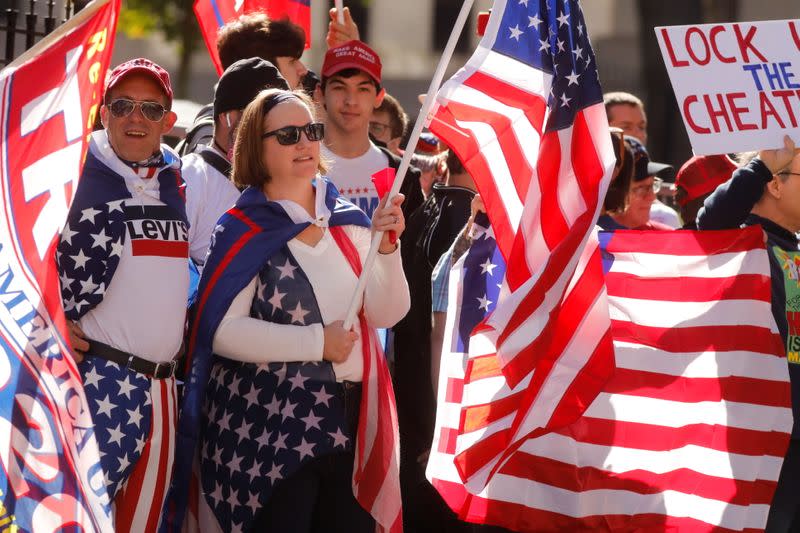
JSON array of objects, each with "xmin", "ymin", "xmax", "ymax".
[
  {"xmin": 335, "ymin": 0, "xmax": 345, "ymax": 24},
  {"xmin": 342, "ymin": 0, "xmax": 475, "ymax": 330}
]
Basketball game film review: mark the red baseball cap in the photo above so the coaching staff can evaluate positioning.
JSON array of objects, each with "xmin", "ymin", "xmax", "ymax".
[
  {"xmin": 322, "ymin": 40, "xmax": 382, "ymax": 85},
  {"xmin": 675, "ymin": 154, "xmax": 737, "ymax": 206},
  {"xmin": 105, "ymin": 58, "xmax": 173, "ymax": 106}
]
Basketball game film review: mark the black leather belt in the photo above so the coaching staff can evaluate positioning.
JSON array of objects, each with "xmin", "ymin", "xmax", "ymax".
[{"xmin": 87, "ymin": 339, "xmax": 178, "ymax": 379}]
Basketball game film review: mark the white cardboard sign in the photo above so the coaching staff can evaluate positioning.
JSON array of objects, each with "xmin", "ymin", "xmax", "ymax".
[{"xmin": 656, "ymin": 19, "xmax": 800, "ymax": 155}]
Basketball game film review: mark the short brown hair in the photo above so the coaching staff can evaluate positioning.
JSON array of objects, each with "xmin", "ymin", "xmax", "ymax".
[
  {"xmin": 232, "ymin": 89, "xmax": 325, "ymax": 189},
  {"xmin": 217, "ymin": 13, "xmax": 305, "ymax": 71},
  {"xmin": 375, "ymin": 93, "xmax": 407, "ymax": 140},
  {"xmin": 603, "ymin": 91, "xmax": 644, "ymax": 119}
]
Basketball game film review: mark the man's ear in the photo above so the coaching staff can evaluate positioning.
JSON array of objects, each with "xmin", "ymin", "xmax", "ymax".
[
  {"xmin": 374, "ymin": 87, "xmax": 385, "ymax": 109},
  {"xmin": 99, "ymin": 104, "xmax": 109, "ymax": 129},
  {"xmin": 766, "ymin": 177, "xmax": 783, "ymax": 200},
  {"xmin": 161, "ymin": 110, "xmax": 178, "ymax": 135}
]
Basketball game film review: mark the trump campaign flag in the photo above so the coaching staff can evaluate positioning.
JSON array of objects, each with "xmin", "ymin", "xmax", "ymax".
[
  {"xmin": 427, "ymin": 0, "xmax": 616, "ymax": 490},
  {"xmin": 428, "ymin": 225, "xmax": 792, "ymax": 531},
  {"xmin": 194, "ymin": 0, "xmax": 311, "ymax": 74},
  {"xmin": 0, "ymin": 0, "xmax": 119, "ymax": 530}
]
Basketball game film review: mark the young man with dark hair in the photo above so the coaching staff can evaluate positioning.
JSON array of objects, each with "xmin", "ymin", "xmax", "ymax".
[
  {"xmin": 316, "ymin": 40, "xmax": 423, "ymax": 219},
  {"xmin": 697, "ymin": 136, "xmax": 800, "ymax": 532},
  {"xmin": 371, "ymin": 93, "xmax": 408, "ymax": 155},
  {"xmin": 179, "ymin": 14, "xmax": 309, "ymax": 156},
  {"xmin": 216, "ymin": 13, "xmax": 308, "ymax": 88}
]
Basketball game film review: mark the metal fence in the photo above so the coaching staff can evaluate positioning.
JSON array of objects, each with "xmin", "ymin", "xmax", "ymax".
[{"xmin": 0, "ymin": 0, "xmax": 89, "ymax": 66}]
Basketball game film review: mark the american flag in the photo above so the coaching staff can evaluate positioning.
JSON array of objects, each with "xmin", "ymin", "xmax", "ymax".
[
  {"xmin": 427, "ymin": 0, "xmax": 616, "ymax": 490},
  {"xmin": 428, "ymin": 225, "xmax": 792, "ymax": 531},
  {"xmin": 194, "ymin": 0, "xmax": 311, "ymax": 74},
  {"xmin": 0, "ymin": 1, "xmax": 119, "ymax": 530}
]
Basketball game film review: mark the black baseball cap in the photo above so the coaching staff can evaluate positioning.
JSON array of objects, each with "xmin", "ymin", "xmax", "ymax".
[{"xmin": 214, "ymin": 57, "xmax": 289, "ymax": 118}]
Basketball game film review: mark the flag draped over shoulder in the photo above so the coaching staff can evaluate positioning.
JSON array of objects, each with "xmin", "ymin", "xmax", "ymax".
[
  {"xmin": 427, "ymin": 0, "xmax": 616, "ymax": 490},
  {"xmin": 194, "ymin": 0, "xmax": 311, "ymax": 74},
  {"xmin": 0, "ymin": 0, "xmax": 119, "ymax": 530},
  {"xmin": 428, "ymin": 225, "xmax": 792, "ymax": 532}
]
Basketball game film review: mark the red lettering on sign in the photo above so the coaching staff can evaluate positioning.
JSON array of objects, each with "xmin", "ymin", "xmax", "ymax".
[
  {"xmin": 733, "ymin": 24, "xmax": 768, "ymax": 63},
  {"xmin": 683, "ymin": 95, "xmax": 711, "ymax": 134},
  {"xmin": 660, "ymin": 28, "xmax": 689, "ymax": 67},
  {"xmin": 726, "ymin": 92, "xmax": 757, "ymax": 130},
  {"xmin": 773, "ymin": 90, "xmax": 799, "ymax": 128},
  {"xmin": 709, "ymin": 26, "xmax": 736, "ymax": 63},
  {"xmin": 760, "ymin": 91, "xmax": 786, "ymax": 129},
  {"xmin": 703, "ymin": 93, "xmax": 733, "ymax": 133},
  {"xmin": 685, "ymin": 27, "xmax": 711, "ymax": 65}
]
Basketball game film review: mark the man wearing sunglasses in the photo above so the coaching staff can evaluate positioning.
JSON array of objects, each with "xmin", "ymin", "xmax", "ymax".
[
  {"xmin": 697, "ymin": 136, "xmax": 800, "ymax": 533},
  {"xmin": 316, "ymin": 40, "xmax": 423, "ymax": 221},
  {"xmin": 55, "ymin": 58, "xmax": 195, "ymax": 532},
  {"xmin": 182, "ymin": 57, "xmax": 289, "ymax": 264}
]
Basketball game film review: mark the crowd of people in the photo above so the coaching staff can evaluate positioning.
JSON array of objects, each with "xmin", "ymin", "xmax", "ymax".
[{"xmin": 55, "ymin": 8, "xmax": 800, "ymax": 533}]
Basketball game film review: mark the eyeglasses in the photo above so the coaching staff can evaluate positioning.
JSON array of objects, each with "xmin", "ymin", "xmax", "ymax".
[
  {"xmin": 778, "ymin": 172, "xmax": 800, "ymax": 178},
  {"xmin": 107, "ymin": 98, "xmax": 167, "ymax": 122},
  {"xmin": 630, "ymin": 177, "xmax": 663, "ymax": 198},
  {"xmin": 369, "ymin": 121, "xmax": 391, "ymax": 137},
  {"xmin": 261, "ymin": 122, "xmax": 324, "ymax": 145}
]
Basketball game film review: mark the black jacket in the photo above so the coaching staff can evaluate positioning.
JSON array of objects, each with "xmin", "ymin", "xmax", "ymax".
[{"xmin": 698, "ymin": 160, "xmax": 800, "ymax": 437}]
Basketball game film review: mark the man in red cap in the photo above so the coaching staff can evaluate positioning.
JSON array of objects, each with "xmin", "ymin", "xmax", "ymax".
[
  {"xmin": 316, "ymin": 40, "xmax": 423, "ymax": 220},
  {"xmin": 56, "ymin": 58, "xmax": 198, "ymax": 532},
  {"xmin": 674, "ymin": 154, "xmax": 737, "ymax": 229}
]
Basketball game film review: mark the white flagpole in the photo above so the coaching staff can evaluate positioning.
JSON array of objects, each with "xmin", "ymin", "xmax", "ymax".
[
  {"xmin": 335, "ymin": 0, "xmax": 345, "ymax": 24},
  {"xmin": 342, "ymin": 0, "xmax": 475, "ymax": 330}
]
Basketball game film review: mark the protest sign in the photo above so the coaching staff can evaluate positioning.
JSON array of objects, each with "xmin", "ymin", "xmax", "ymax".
[{"xmin": 656, "ymin": 20, "xmax": 800, "ymax": 154}]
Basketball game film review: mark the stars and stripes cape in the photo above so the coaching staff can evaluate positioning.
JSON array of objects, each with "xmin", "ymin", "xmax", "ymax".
[
  {"xmin": 57, "ymin": 131, "xmax": 186, "ymax": 321},
  {"xmin": 165, "ymin": 178, "xmax": 402, "ymax": 532}
]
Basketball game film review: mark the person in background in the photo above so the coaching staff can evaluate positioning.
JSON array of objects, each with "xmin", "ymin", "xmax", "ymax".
[
  {"xmin": 696, "ymin": 136, "xmax": 800, "ymax": 532},
  {"xmin": 179, "ymin": 15, "xmax": 310, "ymax": 155},
  {"xmin": 182, "ymin": 58, "xmax": 289, "ymax": 264},
  {"xmin": 370, "ymin": 93, "xmax": 408, "ymax": 156},
  {"xmin": 316, "ymin": 40, "xmax": 423, "ymax": 219},
  {"xmin": 604, "ymin": 90, "xmax": 680, "ymax": 228},
  {"xmin": 597, "ymin": 136, "xmax": 673, "ymax": 231},
  {"xmin": 393, "ymin": 148, "xmax": 477, "ymax": 532},
  {"xmin": 674, "ymin": 154, "xmax": 737, "ymax": 229}
]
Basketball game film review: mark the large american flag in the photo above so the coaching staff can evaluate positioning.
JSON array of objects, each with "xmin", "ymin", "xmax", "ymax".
[
  {"xmin": 427, "ymin": 0, "xmax": 616, "ymax": 490},
  {"xmin": 0, "ymin": 0, "xmax": 119, "ymax": 530},
  {"xmin": 428, "ymin": 225, "xmax": 792, "ymax": 531}
]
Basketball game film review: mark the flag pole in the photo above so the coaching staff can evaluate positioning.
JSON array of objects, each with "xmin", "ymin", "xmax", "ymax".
[
  {"xmin": 335, "ymin": 0, "xmax": 345, "ymax": 24},
  {"xmin": 342, "ymin": 0, "xmax": 475, "ymax": 330}
]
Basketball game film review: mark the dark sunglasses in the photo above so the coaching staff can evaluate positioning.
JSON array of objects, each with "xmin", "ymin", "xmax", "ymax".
[
  {"xmin": 261, "ymin": 122, "xmax": 324, "ymax": 145},
  {"xmin": 107, "ymin": 98, "xmax": 167, "ymax": 122}
]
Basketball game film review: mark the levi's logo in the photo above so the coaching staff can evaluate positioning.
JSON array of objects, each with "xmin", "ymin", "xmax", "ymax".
[{"xmin": 124, "ymin": 205, "xmax": 188, "ymax": 258}]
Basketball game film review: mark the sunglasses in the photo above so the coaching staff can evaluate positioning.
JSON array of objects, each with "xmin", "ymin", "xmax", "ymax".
[
  {"xmin": 631, "ymin": 177, "xmax": 663, "ymax": 198},
  {"xmin": 107, "ymin": 98, "xmax": 167, "ymax": 122},
  {"xmin": 261, "ymin": 122, "xmax": 324, "ymax": 145}
]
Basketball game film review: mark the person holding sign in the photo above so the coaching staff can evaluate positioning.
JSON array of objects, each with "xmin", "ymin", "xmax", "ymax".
[{"xmin": 698, "ymin": 136, "xmax": 800, "ymax": 531}]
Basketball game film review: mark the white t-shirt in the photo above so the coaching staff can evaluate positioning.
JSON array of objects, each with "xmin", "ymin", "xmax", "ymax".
[
  {"xmin": 321, "ymin": 143, "xmax": 389, "ymax": 219},
  {"xmin": 182, "ymin": 146, "xmax": 241, "ymax": 265},
  {"xmin": 77, "ymin": 132, "xmax": 191, "ymax": 363},
  {"xmin": 650, "ymin": 200, "xmax": 681, "ymax": 228}
]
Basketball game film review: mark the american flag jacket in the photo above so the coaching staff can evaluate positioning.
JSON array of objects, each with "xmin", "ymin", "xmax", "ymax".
[
  {"xmin": 164, "ymin": 179, "xmax": 370, "ymax": 532},
  {"xmin": 56, "ymin": 133, "xmax": 186, "ymax": 321}
]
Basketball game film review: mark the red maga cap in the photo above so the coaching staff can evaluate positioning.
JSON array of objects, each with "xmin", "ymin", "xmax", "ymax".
[
  {"xmin": 322, "ymin": 40, "xmax": 382, "ymax": 85},
  {"xmin": 675, "ymin": 154, "xmax": 737, "ymax": 206},
  {"xmin": 106, "ymin": 58, "xmax": 173, "ymax": 105}
]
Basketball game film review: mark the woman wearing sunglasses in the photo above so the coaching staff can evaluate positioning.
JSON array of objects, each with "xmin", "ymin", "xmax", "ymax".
[{"xmin": 172, "ymin": 89, "xmax": 408, "ymax": 533}]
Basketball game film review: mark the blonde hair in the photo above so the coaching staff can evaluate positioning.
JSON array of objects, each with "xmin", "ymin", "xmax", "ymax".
[{"xmin": 231, "ymin": 89, "xmax": 327, "ymax": 189}]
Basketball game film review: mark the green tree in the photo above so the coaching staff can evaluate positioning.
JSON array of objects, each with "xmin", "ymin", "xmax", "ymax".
[{"xmin": 118, "ymin": 0, "xmax": 201, "ymax": 98}]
